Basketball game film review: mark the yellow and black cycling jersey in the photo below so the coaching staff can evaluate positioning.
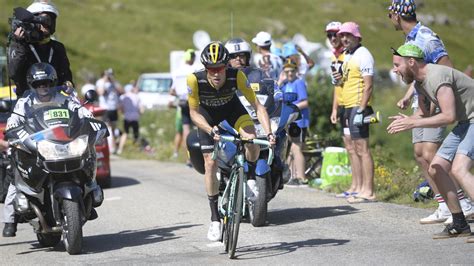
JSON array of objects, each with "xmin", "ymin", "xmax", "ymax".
[{"xmin": 187, "ymin": 68, "xmax": 257, "ymax": 109}]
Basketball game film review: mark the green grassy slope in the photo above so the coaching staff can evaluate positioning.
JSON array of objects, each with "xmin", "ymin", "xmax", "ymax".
[{"xmin": 1, "ymin": 0, "xmax": 473, "ymax": 84}]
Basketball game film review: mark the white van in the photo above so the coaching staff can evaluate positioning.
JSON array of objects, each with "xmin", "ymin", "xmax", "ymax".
[{"xmin": 136, "ymin": 73, "xmax": 174, "ymax": 109}]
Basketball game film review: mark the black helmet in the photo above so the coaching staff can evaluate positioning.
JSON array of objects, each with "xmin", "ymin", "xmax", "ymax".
[
  {"xmin": 26, "ymin": 62, "xmax": 58, "ymax": 90},
  {"xmin": 200, "ymin": 42, "xmax": 230, "ymax": 67}
]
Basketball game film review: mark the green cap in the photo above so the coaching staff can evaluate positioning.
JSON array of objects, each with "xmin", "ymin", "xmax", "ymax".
[
  {"xmin": 184, "ymin": 49, "xmax": 195, "ymax": 61},
  {"xmin": 391, "ymin": 43, "xmax": 424, "ymax": 59}
]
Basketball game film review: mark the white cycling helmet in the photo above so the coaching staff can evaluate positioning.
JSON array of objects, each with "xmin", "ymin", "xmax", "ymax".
[
  {"xmin": 225, "ymin": 38, "xmax": 252, "ymax": 66},
  {"xmin": 27, "ymin": 0, "xmax": 59, "ymax": 17}
]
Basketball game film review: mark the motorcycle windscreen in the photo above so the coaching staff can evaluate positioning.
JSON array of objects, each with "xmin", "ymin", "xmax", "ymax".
[{"xmin": 29, "ymin": 125, "xmax": 72, "ymax": 142}]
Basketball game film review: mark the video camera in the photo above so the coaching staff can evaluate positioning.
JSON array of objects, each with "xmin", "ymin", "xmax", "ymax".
[{"xmin": 8, "ymin": 7, "xmax": 51, "ymax": 43}]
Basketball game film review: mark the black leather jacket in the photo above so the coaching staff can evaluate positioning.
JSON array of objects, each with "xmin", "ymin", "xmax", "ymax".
[{"xmin": 7, "ymin": 39, "xmax": 73, "ymax": 97}]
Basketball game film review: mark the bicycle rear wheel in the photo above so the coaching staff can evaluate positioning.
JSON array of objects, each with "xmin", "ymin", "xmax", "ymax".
[{"xmin": 227, "ymin": 167, "xmax": 244, "ymax": 259}]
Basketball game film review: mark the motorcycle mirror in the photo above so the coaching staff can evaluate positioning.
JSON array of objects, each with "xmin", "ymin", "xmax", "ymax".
[
  {"xmin": 0, "ymin": 100, "xmax": 12, "ymax": 113},
  {"xmin": 84, "ymin": 90, "xmax": 98, "ymax": 104}
]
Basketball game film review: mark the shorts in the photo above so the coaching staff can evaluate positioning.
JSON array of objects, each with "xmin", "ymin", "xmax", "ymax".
[
  {"xmin": 290, "ymin": 127, "xmax": 307, "ymax": 144},
  {"xmin": 175, "ymin": 108, "xmax": 183, "ymax": 133},
  {"xmin": 105, "ymin": 110, "xmax": 118, "ymax": 123},
  {"xmin": 412, "ymin": 127, "xmax": 445, "ymax": 144},
  {"xmin": 123, "ymin": 120, "xmax": 139, "ymax": 140},
  {"xmin": 344, "ymin": 106, "xmax": 374, "ymax": 140},
  {"xmin": 436, "ymin": 122, "xmax": 474, "ymax": 162},
  {"xmin": 180, "ymin": 102, "xmax": 192, "ymax": 126},
  {"xmin": 411, "ymin": 107, "xmax": 445, "ymax": 143},
  {"xmin": 197, "ymin": 98, "xmax": 253, "ymax": 153},
  {"xmin": 338, "ymin": 106, "xmax": 347, "ymax": 136}
]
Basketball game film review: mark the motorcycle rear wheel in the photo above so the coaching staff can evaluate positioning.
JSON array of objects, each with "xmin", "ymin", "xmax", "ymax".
[{"xmin": 61, "ymin": 200, "xmax": 83, "ymax": 255}]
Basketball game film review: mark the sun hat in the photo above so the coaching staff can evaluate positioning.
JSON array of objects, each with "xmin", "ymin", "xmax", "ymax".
[
  {"xmin": 391, "ymin": 43, "xmax": 424, "ymax": 59},
  {"xmin": 251, "ymin": 31, "xmax": 272, "ymax": 46},
  {"xmin": 282, "ymin": 42, "xmax": 298, "ymax": 58},
  {"xmin": 325, "ymin": 21, "xmax": 342, "ymax": 32},
  {"xmin": 337, "ymin": 22, "xmax": 362, "ymax": 38}
]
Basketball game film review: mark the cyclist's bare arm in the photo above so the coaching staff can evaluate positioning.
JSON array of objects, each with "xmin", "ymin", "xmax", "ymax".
[{"xmin": 187, "ymin": 74, "xmax": 214, "ymax": 135}]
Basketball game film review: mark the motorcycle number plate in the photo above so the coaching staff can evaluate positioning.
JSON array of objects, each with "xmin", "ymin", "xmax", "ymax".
[
  {"xmin": 250, "ymin": 83, "xmax": 260, "ymax": 92},
  {"xmin": 44, "ymin": 109, "xmax": 70, "ymax": 120}
]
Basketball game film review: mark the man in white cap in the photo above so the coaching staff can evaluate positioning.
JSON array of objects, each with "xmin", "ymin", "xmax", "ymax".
[{"xmin": 251, "ymin": 31, "xmax": 282, "ymax": 79}]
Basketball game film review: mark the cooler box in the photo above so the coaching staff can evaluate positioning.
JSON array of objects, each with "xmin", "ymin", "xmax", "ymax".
[{"xmin": 320, "ymin": 147, "xmax": 352, "ymax": 189}]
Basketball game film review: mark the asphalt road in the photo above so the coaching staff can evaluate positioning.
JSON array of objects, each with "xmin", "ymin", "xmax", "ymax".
[{"xmin": 1, "ymin": 156, "xmax": 474, "ymax": 265}]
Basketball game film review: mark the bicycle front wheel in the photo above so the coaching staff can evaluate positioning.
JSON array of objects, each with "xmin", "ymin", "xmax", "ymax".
[{"xmin": 227, "ymin": 166, "xmax": 244, "ymax": 259}]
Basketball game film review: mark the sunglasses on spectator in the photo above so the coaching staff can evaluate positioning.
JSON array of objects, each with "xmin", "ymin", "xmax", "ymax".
[
  {"xmin": 326, "ymin": 32, "xmax": 338, "ymax": 39},
  {"xmin": 206, "ymin": 65, "xmax": 226, "ymax": 74},
  {"xmin": 284, "ymin": 69, "xmax": 296, "ymax": 74}
]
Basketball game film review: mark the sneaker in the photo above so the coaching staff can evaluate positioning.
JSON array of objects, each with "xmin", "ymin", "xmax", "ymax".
[
  {"xmin": 2, "ymin": 223, "xmax": 17, "ymax": 237},
  {"xmin": 467, "ymin": 235, "xmax": 474, "ymax": 243},
  {"xmin": 247, "ymin": 179, "xmax": 259, "ymax": 201},
  {"xmin": 420, "ymin": 206, "xmax": 451, "ymax": 224},
  {"xmin": 285, "ymin": 178, "xmax": 309, "ymax": 187},
  {"xmin": 443, "ymin": 201, "xmax": 474, "ymax": 225},
  {"xmin": 207, "ymin": 221, "xmax": 222, "ymax": 241},
  {"xmin": 432, "ymin": 223, "xmax": 471, "ymax": 239}
]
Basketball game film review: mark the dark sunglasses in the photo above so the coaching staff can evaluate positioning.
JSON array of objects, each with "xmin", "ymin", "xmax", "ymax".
[
  {"xmin": 284, "ymin": 69, "xmax": 296, "ymax": 74},
  {"xmin": 206, "ymin": 65, "xmax": 226, "ymax": 73},
  {"xmin": 326, "ymin": 32, "xmax": 338, "ymax": 39},
  {"xmin": 230, "ymin": 53, "xmax": 247, "ymax": 59},
  {"xmin": 32, "ymin": 80, "xmax": 53, "ymax": 88}
]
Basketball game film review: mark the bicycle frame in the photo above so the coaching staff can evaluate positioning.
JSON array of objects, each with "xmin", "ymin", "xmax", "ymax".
[{"xmin": 212, "ymin": 122, "xmax": 273, "ymax": 259}]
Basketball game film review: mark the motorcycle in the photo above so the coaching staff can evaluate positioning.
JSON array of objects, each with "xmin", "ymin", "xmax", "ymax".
[
  {"xmin": 236, "ymin": 88, "xmax": 300, "ymax": 226},
  {"xmin": 0, "ymin": 90, "xmax": 107, "ymax": 254}
]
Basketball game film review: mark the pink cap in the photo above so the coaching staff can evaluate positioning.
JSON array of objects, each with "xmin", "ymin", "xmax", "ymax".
[{"xmin": 337, "ymin": 22, "xmax": 362, "ymax": 38}]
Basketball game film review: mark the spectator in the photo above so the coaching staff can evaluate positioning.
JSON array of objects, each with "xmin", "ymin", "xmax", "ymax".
[
  {"xmin": 277, "ymin": 59, "xmax": 310, "ymax": 187},
  {"xmin": 170, "ymin": 49, "xmax": 197, "ymax": 166},
  {"xmin": 96, "ymin": 68, "xmax": 123, "ymax": 154},
  {"xmin": 117, "ymin": 81, "xmax": 144, "ymax": 155},
  {"xmin": 282, "ymin": 42, "xmax": 315, "ymax": 77},
  {"xmin": 388, "ymin": 0, "xmax": 472, "ymax": 224},
  {"xmin": 251, "ymin": 31, "xmax": 283, "ymax": 79},
  {"xmin": 81, "ymin": 75, "xmax": 96, "ymax": 96},
  {"xmin": 388, "ymin": 43, "xmax": 474, "ymax": 240},
  {"xmin": 333, "ymin": 22, "xmax": 376, "ymax": 203},
  {"xmin": 324, "ymin": 21, "xmax": 359, "ymax": 198}
]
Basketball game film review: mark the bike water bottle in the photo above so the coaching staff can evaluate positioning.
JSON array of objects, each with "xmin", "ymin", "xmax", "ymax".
[{"xmin": 363, "ymin": 111, "xmax": 381, "ymax": 124}]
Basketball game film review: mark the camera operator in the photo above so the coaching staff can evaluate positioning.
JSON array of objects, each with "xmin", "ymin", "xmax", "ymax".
[{"xmin": 7, "ymin": 0, "xmax": 73, "ymax": 98}]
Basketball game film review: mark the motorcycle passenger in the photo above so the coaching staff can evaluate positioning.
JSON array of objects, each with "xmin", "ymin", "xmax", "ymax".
[
  {"xmin": 7, "ymin": 0, "xmax": 74, "ymax": 98},
  {"xmin": 2, "ymin": 63, "xmax": 92, "ymax": 237},
  {"xmin": 187, "ymin": 42, "xmax": 275, "ymax": 241}
]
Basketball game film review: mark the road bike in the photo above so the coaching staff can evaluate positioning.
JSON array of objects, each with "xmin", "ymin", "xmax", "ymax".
[{"xmin": 213, "ymin": 121, "xmax": 273, "ymax": 259}]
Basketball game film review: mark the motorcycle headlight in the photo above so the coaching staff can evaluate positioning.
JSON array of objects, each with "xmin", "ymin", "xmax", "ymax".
[{"xmin": 38, "ymin": 135, "xmax": 89, "ymax": 160}]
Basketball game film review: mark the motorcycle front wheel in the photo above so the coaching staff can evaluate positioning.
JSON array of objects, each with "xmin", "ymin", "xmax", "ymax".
[
  {"xmin": 248, "ymin": 175, "xmax": 268, "ymax": 227},
  {"xmin": 61, "ymin": 200, "xmax": 83, "ymax": 255}
]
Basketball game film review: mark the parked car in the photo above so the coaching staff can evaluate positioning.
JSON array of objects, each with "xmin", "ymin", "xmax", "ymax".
[
  {"xmin": 0, "ymin": 86, "xmax": 16, "ymax": 202},
  {"xmin": 83, "ymin": 103, "xmax": 112, "ymax": 188},
  {"xmin": 136, "ymin": 72, "xmax": 174, "ymax": 109}
]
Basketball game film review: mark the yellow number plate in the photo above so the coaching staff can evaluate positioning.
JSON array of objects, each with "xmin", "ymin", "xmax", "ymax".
[{"xmin": 250, "ymin": 83, "xmax": 260, "ymax": 92}]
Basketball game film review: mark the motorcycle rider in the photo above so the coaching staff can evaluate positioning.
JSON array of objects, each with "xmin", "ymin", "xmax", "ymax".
[
  {"xmin": 224, "ymin": 38, "xmax": 279, "ymax": 113},
  {"xmin": 7, "ymin": 0, "xmax": 74, "ymax": 98},
  {"xmin": 2, "ymin": 63, "xmax": 93, "ymax": 237}
]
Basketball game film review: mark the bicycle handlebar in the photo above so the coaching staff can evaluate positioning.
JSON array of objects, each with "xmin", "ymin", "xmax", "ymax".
[{"xmin": 212, "ymin": 135, "xmax": 274, "ymax": 165}]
